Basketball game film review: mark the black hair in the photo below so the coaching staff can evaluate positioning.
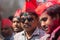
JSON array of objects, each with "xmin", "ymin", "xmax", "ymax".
[
  {"xmin": 12, "ymin": 16, "xmax": 20, "ymax": 21},
  {"xmin": 43, "ymin": 4, "xmax": 60, "ymax": 18},
  {"xmin": 8, "ymin": 16, "xmax": 14, "ymax": 21},
  {"xmin": 20, "ymin": 11, "xmax": 38, "ymax": 18}
]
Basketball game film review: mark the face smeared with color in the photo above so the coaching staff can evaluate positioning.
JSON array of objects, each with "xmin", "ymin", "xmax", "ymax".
[
  {"xmin": 39, "ymin": 12, "xmax": 56, "ymax": 33},
  {"xmin": 20, "ymin": 13, "xmax": 38, "ymax": 32}
]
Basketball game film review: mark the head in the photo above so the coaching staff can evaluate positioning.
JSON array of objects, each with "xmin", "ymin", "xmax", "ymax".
[
  {"xmin": 20, "ymin": 12, "xmax": 39, "ymax": 32},
  {"xmin": 8, "ymin": 16, "xmax": 13, "ymax": 21},
  {"xmin": 1, "ymin": 18, "xmax": 13, "ymax": 37},
  {"xmin": 12, "ymin": 16, "xmax": 23, "ymax": 32},
  {"xmin": 39, "ymin": 4, "xmax": 60, "ymax": 34}
]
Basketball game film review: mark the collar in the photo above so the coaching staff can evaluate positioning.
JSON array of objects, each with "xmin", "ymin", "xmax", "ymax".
[
  {"xmin": 32, "ymin": 27, "xmax": 40, "ymax": 36},
  {"xmin": 22, "ymin": 27, "xmax": 40, "ymax": 36}
]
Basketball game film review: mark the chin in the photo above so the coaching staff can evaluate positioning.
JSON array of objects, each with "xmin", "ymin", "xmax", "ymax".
[{"xmin": 45, "ymin": 30, "xmax": 50, "ymax": 34}]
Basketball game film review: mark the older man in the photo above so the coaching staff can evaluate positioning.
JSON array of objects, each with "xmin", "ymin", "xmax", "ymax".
[{"xmin": 13, "ymin": 1, "xmax": 45, "ymax": 40}]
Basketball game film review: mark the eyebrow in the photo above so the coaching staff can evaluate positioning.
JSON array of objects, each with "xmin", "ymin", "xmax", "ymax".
[{"xmin": 40, "ymin": 17, "xmax": 48, "ymax": 21}]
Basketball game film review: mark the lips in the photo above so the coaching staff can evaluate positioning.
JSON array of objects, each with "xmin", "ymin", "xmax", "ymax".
[
  {"xmin": 14, "ymin": 28, "xmax": 19, "ymax": 32},
  {"xmin": 42, "ymin": 26, "xmax": 48, "ymax": 31}
]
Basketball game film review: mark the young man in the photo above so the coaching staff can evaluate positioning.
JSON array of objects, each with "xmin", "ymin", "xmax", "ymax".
[
  {"xmin": 39, "ymin": 4, "xmax": 60, "ymax": 40},
  {"xmin": 12, "ymin": 9, "xmax": 23, "ymax": 33},
  {"xmin": 12, "ymin": 16, "xmax": 23, "ymax": 33},
  {"xmin": 13, "ymin": 2, "xmax": 45, "ymax": 40}
]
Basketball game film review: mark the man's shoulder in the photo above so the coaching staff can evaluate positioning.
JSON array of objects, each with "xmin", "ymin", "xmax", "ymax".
[
  {"xmin": 14, "ymin": 31, "xmax": 24, "ymax": 38},
  {"xmin": 13, "ymin": 31, "xmax": 26, "ymax": 40},
  {"xmin": 13, "ymin": 31, "xmax": 25, "ymax": 40}
]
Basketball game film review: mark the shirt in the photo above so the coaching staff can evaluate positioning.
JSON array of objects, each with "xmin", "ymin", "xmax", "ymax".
[
  {"xmin": 40, "ymin": 34, "xmax": 50, "ymax": 40},
  {"xmin": 14, "ymin": 27, "xmax": 45, "ymax": 40}
]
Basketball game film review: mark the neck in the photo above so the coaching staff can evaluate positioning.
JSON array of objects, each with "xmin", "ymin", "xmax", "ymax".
[{"xmin": 25, "ymin": 28, "xmax": 36, "ymax": 38}]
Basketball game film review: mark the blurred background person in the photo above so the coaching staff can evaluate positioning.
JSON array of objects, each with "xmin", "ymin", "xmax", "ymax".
[
  {"xmin": 0, "ymin": 13, "xmax": 4, "ymax": 40},
  {"xmin": 1, "ymin": 18, "xmax": 13, "ymax": 40},
  {"xmin": 12, "ymin": 16, "xmax": 23, "ymax": 34},
  {"xmin": 12, "ymin": 9, "xmax": 23, "ymax": 34}
]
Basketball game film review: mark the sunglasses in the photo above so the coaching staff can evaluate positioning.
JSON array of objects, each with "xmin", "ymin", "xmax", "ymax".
[{"xmin": 21, "ymin": 17, "xmax": 34, "ymax": 23}]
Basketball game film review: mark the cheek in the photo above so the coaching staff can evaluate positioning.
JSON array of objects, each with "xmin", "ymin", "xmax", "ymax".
[
  {"xmin": 46, "ymin": 18, "xmax": 53, "ymax": 26},
  {"xmin": 21, "ymin": 23, "xmax": 24, "ymax": 27},
  {"xmin": 31, "ymin": 20, "xmax": 37, "ymax": 26},
  {"xmin": 18, "ymin": 24, "xmax": 20, "ymax": 26},
  {"xmin": 12, "ymin": 23, "xmax": 15, "ymax": 26}
]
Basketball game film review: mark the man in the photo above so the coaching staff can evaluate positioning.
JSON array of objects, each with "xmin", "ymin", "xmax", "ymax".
[
  {"xmin": 12, "ymin": 9, "xmax": 23, "ymax": 33},
  {"xmin": 38, "ymin": 4, "xmax": 60, "ymax": 40},
  {"xmin": 13, "ymin": 2, "xmax": 45, "ymax": 40},
  {"xmin": 12, "ymin": 16, "xmax": 23, "ymax": 33},
  {"xmin": 1, "ymin": 18, "xmax": 13, "ymax": 40}
]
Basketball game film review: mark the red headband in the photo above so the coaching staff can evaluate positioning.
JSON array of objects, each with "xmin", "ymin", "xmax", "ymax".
[
  {"xmin": 35, "ymin": 2, "xmax": 54, "ymax": 16},
  {"xmin": 1, "ymin": 18, "xmax": 12, "ymax": 28},
  {"xmin": 22, "ymin": 2, "xmax": 36, "ymax": 12}
]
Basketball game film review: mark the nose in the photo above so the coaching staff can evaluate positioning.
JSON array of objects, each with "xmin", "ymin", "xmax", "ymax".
[
  {"xmin": 14, "ymin": 22, "xmax": 18, "ymax": 26},
  {"xmin": 24, "ymin": 19, "xmax": 29, "ymax": 24},
  {"xmin": 41, "ymin": 21, "xmax": 46, "ymax": 27}
]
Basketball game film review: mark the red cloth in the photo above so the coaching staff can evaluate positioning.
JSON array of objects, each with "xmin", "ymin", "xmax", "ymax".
[
  {"xmin": 47, "ymin": 0, "xmax": 60, "ymax": 4},
  {"xmin": 47, "ymin": 0, "xmax": 57, "ymax": 4},
  {"xmin": 35, "ymin": 3, "xmax": 47, "ymax": 16},
  {"xmin": 1, "ymin": 18, "xmax": 12, "ymax": 28},
  {"xmin": 57, "ymin": 0, "xmax": 60, "ymax": 4},
  {"xmin": 22, "ymin": 2, "xmax": 36, "ymax": 12},
  {"xmin": 35, "ymin": 2, "xmax": 54, "ymax": 16},
  {"xmin": 14, "ymin": 9, "xmax": 21, "ymax": 17},
  {"xmin": 26, "ymin": 0, "xmax": 37, "ymax": 7}
]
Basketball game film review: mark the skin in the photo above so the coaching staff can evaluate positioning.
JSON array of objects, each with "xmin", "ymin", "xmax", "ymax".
[
  {"xmin": 12, "ymin": 17, "xmax": 22, "ymax": 32},
  {"xmin": 39, "ymin": 12, "xmax": 59, "ymax": 34},
  {"xmin": 20, "ymin": 13, "xmax": 39, "ymax": 37}
]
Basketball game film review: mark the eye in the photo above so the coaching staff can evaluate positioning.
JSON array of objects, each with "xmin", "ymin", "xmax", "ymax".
[
  {"xmin": 17, "ymin": 21, "xmax": 20, "ymax": 23},
  {"xmin": 21, "ymin": 18, "xmax": 26, "ymax": 23},
  {"xmin": 40, "ymin": 17, "xmax": 48, "ymax": 22},
  {"xmin": 13, "ymin": 21, "xmax": 15, "ymax": 23},
  {"xmin": 28, "ymin": 18, "xmax": 33, "ymax": 22}
]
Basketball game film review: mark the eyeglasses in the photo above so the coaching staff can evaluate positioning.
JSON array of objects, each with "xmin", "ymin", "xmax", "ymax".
[{"xmin": 21, "ymin": 17, "xmax": 34, "ymax": 23}]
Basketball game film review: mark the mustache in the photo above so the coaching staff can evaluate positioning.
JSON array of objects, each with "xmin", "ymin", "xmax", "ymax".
[
  {"xmin": 24, "ymin": 23, "xmax": 31, "ymax": 28},
  {"xmin": 42, "ymin": 26, "xmax": 48, "ymax": 30}
]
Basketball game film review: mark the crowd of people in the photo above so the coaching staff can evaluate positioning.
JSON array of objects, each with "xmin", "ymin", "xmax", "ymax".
[{"xmin": 0, "ymin": 0, "xmax": 60, "ymax": 40}]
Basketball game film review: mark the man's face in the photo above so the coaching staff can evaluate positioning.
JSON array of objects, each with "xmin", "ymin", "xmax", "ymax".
[
  {"xmin": 20, "ymin": 13, "xmax": 38, "ymax": 32},
  {"xmin": 40, "ymin": 12, "xmax": 55, "ymax": 33},
  {"xmin": 12, "ymin": 18, "xmax": 21, "ymax": 32}
]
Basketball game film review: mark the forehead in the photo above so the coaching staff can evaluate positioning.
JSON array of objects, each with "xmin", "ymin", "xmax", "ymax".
[
  {"xmin": 13, "ymin": 18, "xmax": 18, "ymax": 21},
  {"xmin": 40, "ymin": 12, "xmax": 50, "ymax": 18},
  {"xmin": 21, "ymin": 13, "xmax": 35, "ymax": 18}
]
